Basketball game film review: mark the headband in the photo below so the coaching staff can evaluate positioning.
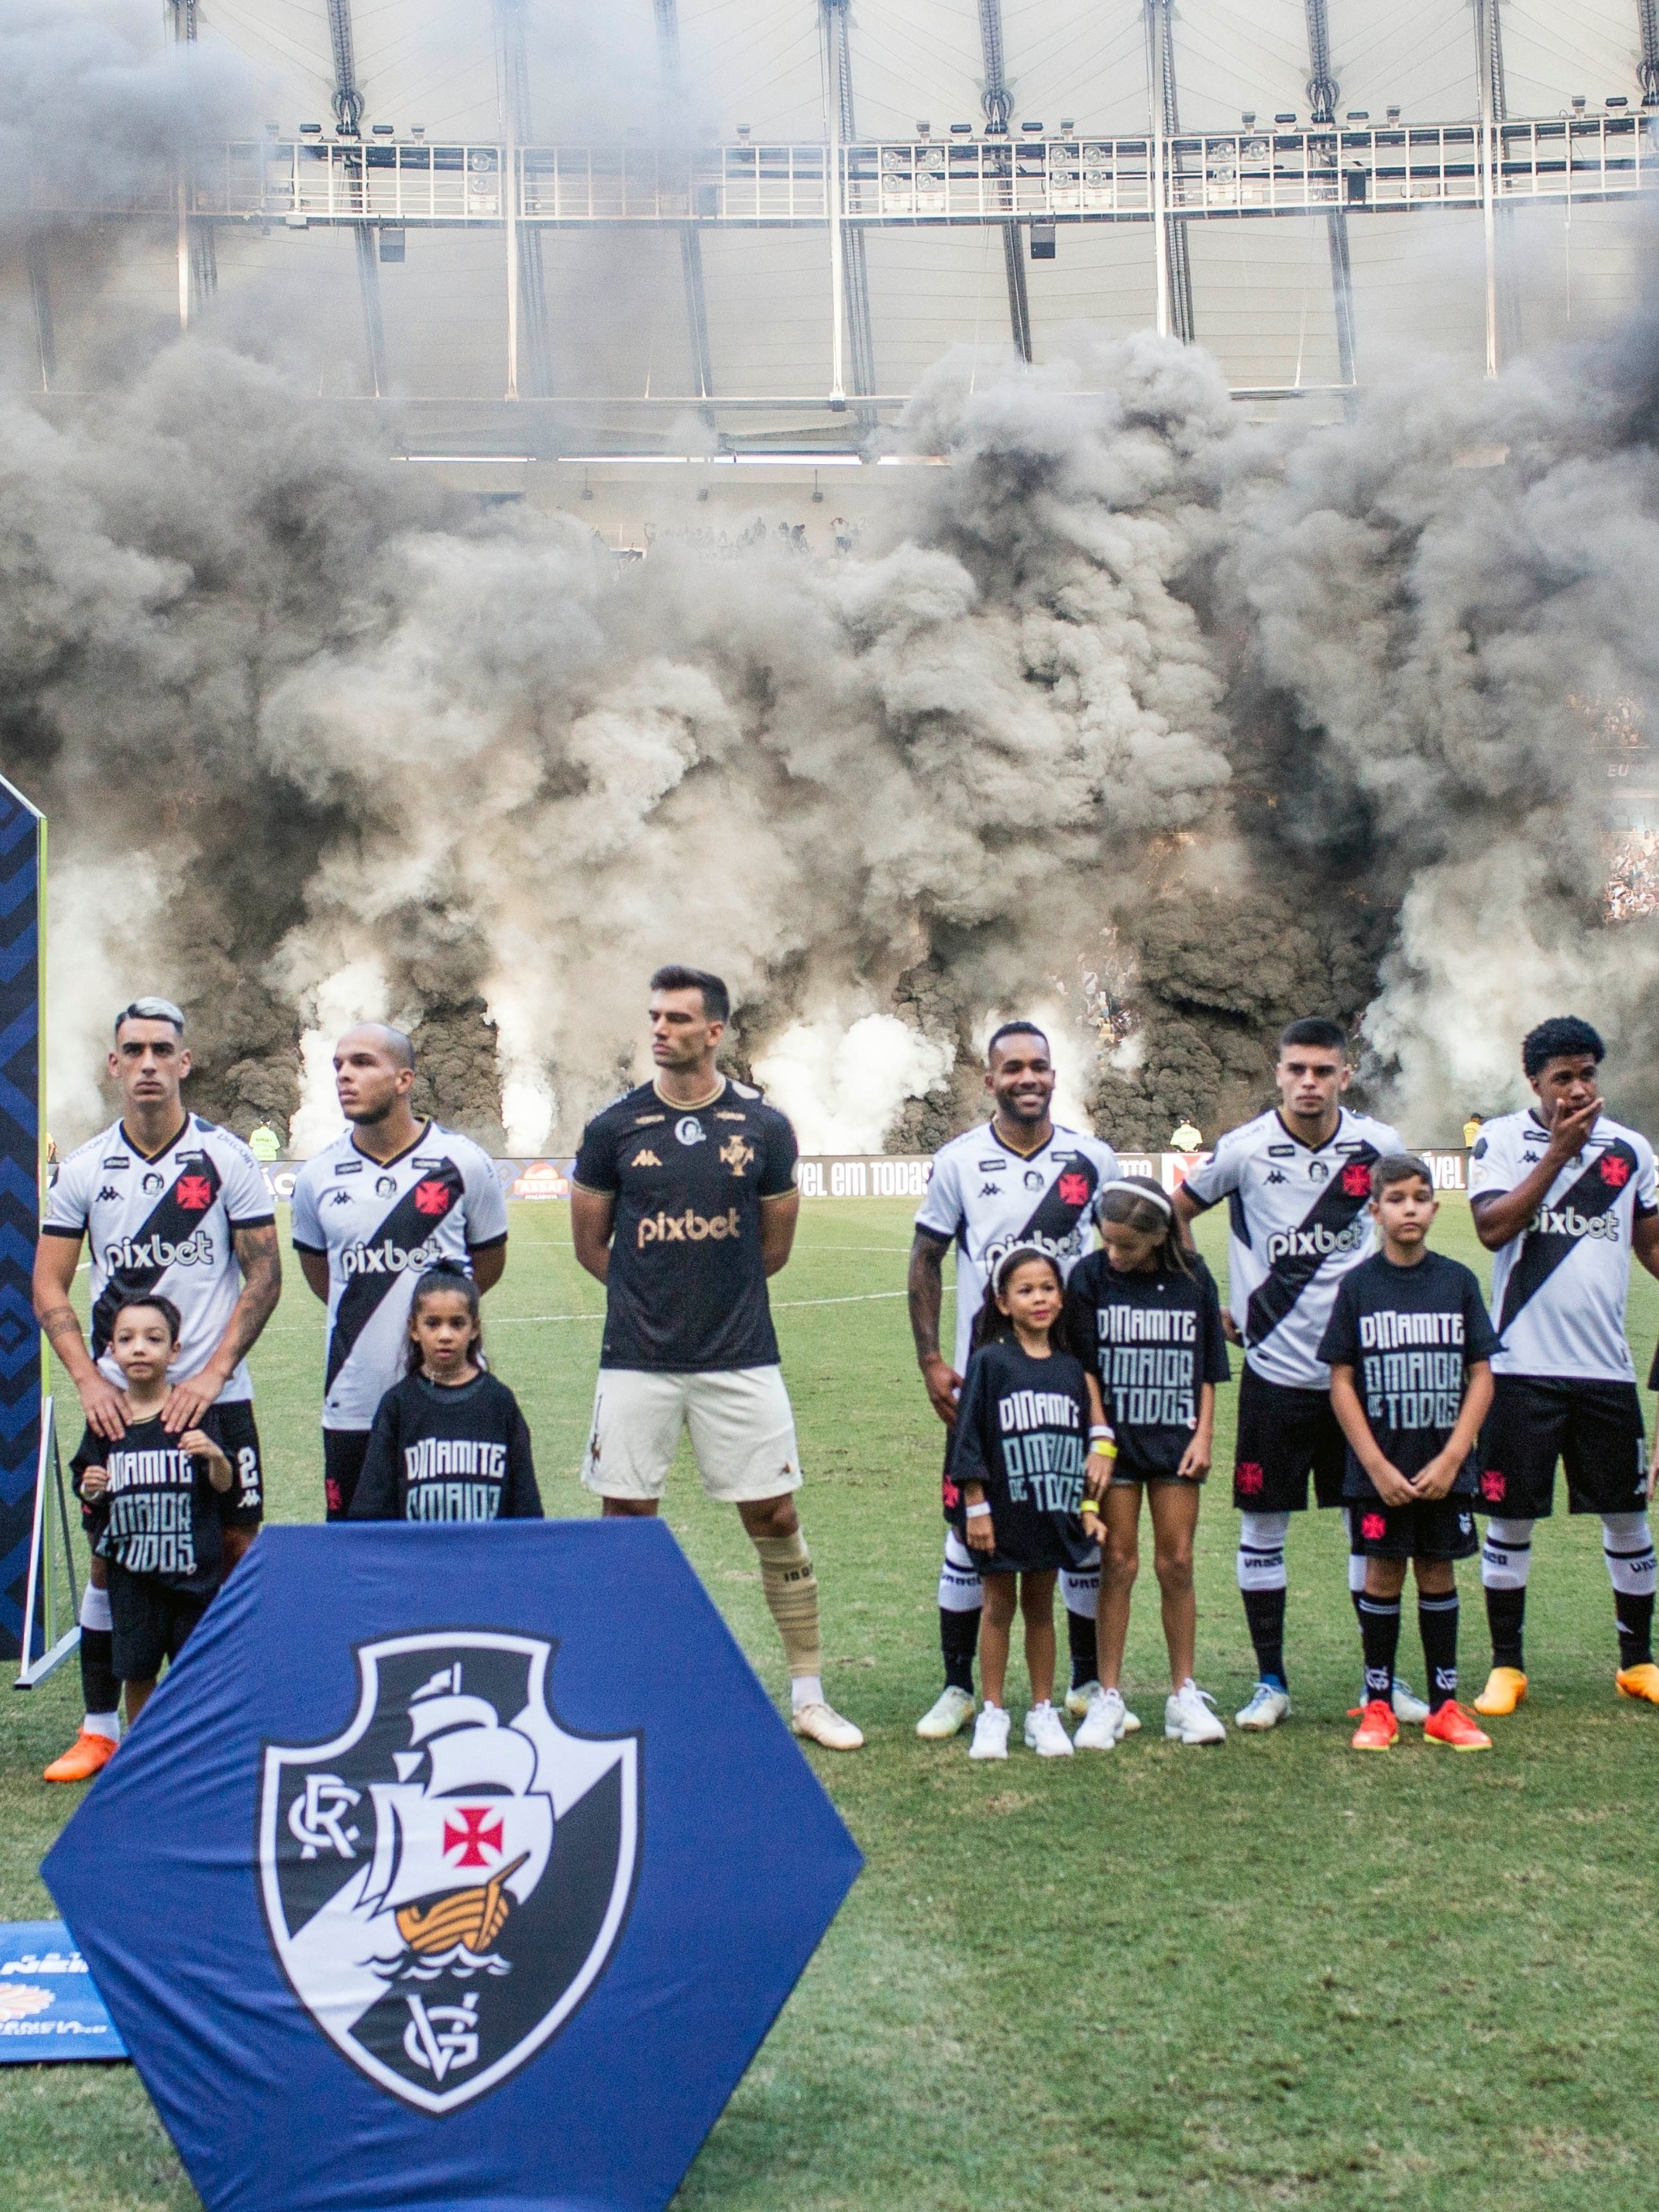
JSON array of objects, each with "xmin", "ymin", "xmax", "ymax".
[{"xmin": 1097, "ymin": 1177, "xmax": 1174, "ymax": 1220}]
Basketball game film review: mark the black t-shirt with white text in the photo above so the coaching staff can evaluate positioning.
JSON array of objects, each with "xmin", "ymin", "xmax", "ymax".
[
  {"xmin": 350, "ymin": 1372, "xmax": 542, "ymax": 1522},
  {"xmin": 1064, "ymin": 1252, "xmax": 1231, "ymax": 1479},
  {"xmin": 1317, "ymin": 1250, "xmax": 1501, "ymax": 1501},
  {"xmin": 947, "ymin": 1339, "xmax": 1096, "ymax": 1573},
  {"xmin": 71, "ymin": 1407, "xmax": 249, "ymax": 1594},
  {"xmin": 573, "ymin": 1078, "xmax": 798, "ymax": 1372}
]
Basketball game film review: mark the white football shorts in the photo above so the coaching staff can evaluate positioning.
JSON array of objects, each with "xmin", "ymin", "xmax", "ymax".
[{"xmin": 581, "ymin": 1365, "xmax": 804, "ymax": 1504}]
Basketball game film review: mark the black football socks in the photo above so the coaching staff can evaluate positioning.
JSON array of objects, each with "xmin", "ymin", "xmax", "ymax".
[
  {"xmin": 1241, "ymin": 1588, "xmax": 1286, "ymax": 1690},
  {"xmin": 1357, "ymin": 1593, "xmax": 1400, "ymax": 1707},
  {"xmin": 1484, "ymin": 1585, "xmax": 1525, "ymax": 1672},
  {"xmin": 1417, "ymin": 1591, "xmax": 1459, "ymax": 1713}
]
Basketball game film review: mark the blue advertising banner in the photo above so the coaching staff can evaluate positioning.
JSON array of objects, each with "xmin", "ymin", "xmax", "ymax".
[
  {"xmin": 45, "ymin": 1521, "xmax": 862, "ymax": 2212},
  {"xmin": 0, "ymin": 774, "xmax": 41, "ymax": 1661},
  {"xmin": 0, "ymin": 1920, "xmax": 127, "ymax": 2061}
]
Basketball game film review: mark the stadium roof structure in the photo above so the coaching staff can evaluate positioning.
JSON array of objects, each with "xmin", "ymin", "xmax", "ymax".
[{"xmin": 17, "ymin": 2, "xmax": 1659, "ymax": 450}]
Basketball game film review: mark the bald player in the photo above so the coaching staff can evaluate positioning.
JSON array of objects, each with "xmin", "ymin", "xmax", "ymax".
[{"xmin": 291, "ymin": 1025, "xmax": 509, "ymax": 1518}]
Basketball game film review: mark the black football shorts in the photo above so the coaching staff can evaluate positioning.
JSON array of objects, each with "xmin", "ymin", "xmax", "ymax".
[
  {"xmin": 324, "ymin": 1427, "xmax": 373, "ymax": 1521},
  {"xmin": 1350, "ymin": 1497, "xmax": 1480, "ymax": 1561},
  {"xmin": 106, "ymin": 1561, "xmax": 210, "ymax": 1682},
  {"xmin": 1475, "ymin": 1376, "xmax": 1647, "ymax": 1520},
  {"xmin": 1232, "ymin": 1365, "xmax": 1347, "ymax": 1513}
]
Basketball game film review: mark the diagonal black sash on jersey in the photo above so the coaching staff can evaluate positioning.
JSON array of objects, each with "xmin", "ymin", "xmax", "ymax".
[
  {"xmin": 91, "ymin": 1153, "xmax": 226, "ymax": 1358},
  {"xmin": 1015, "ymin": 1152, "xmax": 1103, "ymax": 1246},
  {"xmin": 325, "ymin": 1164, "xmax": 466, "ymax": 1394},
  {"xmin": 1496, "ymin": 1142, "xmax": 1636, "ymax": 1336},
  {"xmin": 1244, "ymin": 1144, "xmax": 1381, "ymax": 1349}
]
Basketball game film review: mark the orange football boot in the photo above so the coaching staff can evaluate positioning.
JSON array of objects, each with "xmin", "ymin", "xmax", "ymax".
[
  {"xmin": 1351, "ymin": 1698, "xmax": 1399, "ymax": 1751},
  {"xmin": 1423, "ymin": 1702, "xmax": 1492, "ymax": 1750},
  {"xmin": 42, "ymin": 1730, "xmax": 118, "ymax": 1784},
  {"xmin": 1615, "ymin": 1661, "xmax": 1659, "ymax": 1706}
]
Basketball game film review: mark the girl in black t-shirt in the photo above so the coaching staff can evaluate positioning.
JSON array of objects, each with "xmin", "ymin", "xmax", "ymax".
[
  {"xmin": 351, "ymin": 1263, "xmax": 541, "ymax": 1523},
  {"xmin": 951, "ymin": 1247, "xmax": 1113, "ymax": 1760},
  {"xmin": 1063, "ymin": 1178, "xmax": 1232, "ymax": 1747}
]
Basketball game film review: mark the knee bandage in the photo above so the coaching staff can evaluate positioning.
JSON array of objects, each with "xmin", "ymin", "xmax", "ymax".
[
  {"xmin": 1060, "ymin": 1566, "xmax": 1099, "ymax": 1617},
  {"xmin": 938, "ymin": 1528, "xmax": 984, "ymax": 1613},
  {"xmin": 80, "ymin": 1582, "xmax": 113, "ymax": 1634},
  {"xmin": 1601, "ymin": 1512, "xmax": 1657, "ymax": 1595},
  {"xmin": 754, "ymin": 1530, "xmax": 821, "ymax": 1680},
  {"xmin": 1480, "ymin": 1517, "xmax": 1535, "ymax": 1590},
  {"xmin": 1237, "ymin": 1512, "xmax": 1290, "ymax": 1593}
]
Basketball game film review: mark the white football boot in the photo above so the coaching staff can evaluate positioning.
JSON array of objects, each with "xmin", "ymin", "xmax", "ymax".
[
  {"xmin": 791, "ymin": 1701, "xmax": 864, "ymax": 1751},
  {"xmin": 1235, "ymin": 1681, "xmax": 1291, "ymax": 1731},
  {"xmin": 1065, "ymin": 1678, "xmax": 1101, "ymax": 1719},
  {"xmin": 916, "ymin": 1685, "xmax": 976, "ymax": 1740},
  {"xmin": 1074, "ymin": 1685, "xmax": 1129, "ymax": 1750},
  {"xmin": 1392, "ymin": 1676, "xmax": 1430, "ymax": 1725}
]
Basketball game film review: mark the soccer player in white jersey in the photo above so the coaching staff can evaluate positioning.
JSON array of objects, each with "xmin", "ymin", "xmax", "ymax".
[
  {"xmin": 909, "ymin": 1023, "xmax": 1118, "ymax": 1740},
  {"xmin": 34, "ymin": 998, "xmax": 281, "ymax": 1781},
  {"xmin": 1175, "ymin": 1018, "xmax": 1404, "ymax": 1730},
  {"xmin": 291, "ymin": 1025, "xmax": 508, "ymax": 1520},
  {"xmin": 571, "ymin": 965, "xmax": 862, "ymax": 1753},
  {"xmin": 1466, "ymin": 1017, "xmax": 1659, "ymax": 1716}
]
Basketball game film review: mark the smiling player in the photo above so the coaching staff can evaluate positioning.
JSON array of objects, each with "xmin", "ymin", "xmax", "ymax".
[
  {"xmin": 291, "ymin": 1025, "xmax": 508, "ymax": 1520},
  {"xmin": 909, "ymin": 1023, "xmax": 1118, "ymax": 1740},
  {"xmin": 1466, "ymin": 1018, "xmax": 1659, "ymax": 1715},
  {"xmin": 1175, "ymin": 1018, "xmax": 1405, "ymax": 1730}
]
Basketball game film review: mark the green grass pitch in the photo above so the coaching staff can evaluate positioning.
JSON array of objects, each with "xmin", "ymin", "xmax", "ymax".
[{"xmin": 4, "ymin": 1195, "xmax": 1659, "ymax": 2210}]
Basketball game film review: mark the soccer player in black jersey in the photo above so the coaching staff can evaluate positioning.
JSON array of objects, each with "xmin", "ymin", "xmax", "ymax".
[
  {"xmin": 572, "ymin": 966, "xmax": 861, "ymax": 1752},
  {"xmin": 35, "ymin": 998, "xmax": 281, "ymax": 1782}
]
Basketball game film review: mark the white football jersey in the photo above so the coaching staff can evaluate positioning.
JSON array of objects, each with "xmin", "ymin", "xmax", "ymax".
[
  {"xmin": 915, "ymin": 1121, "xmax": 1119, "ymax": 1372},
  {"xmin": 43, "ymin": 1116, "xmax": 274, "ymax": 1401},
  {"xmin": 1468, "ymin": 1108, "xmax": 1657, "ymax": 1382},
  {"xmin": 1182, "ymin": 1106, "xmax": 1403, "ymax": 1389},
  {"xmin": 290, "ymin": 1123, "xmax": 509, "ymax": 1431}
]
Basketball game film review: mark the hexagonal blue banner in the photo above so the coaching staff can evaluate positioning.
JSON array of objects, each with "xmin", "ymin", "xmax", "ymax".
[{"xmin": 44, "ymin": 1521, "xmax": 862, "ymax": 2212}]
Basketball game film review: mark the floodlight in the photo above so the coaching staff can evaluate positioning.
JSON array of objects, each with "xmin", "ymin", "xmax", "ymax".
[
  {"xmin": 1021, "ymin": 121, "xmax": 1043, "ymax": 133},
  {"xmin": 950, "ymin": 123, "xmax": 972, "ymax": 135},
  {"xmin": 300, "ymin": 123, "xmax": 322, "ymax": 136},
  {"xmin": 1275, "ymin": 112, "xmax": 1297, "ymax": 125}
]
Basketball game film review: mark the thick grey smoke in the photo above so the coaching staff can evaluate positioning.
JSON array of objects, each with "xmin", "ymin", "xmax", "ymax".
[{"xmin": 6, "ymin": 0, "xmax": 1659, "ymax": 1153}]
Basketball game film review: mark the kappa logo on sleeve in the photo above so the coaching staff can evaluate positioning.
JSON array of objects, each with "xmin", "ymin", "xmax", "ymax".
[{"xmin": 261, "ymin": 1634, "xmax": 638, "ymax": 2115}]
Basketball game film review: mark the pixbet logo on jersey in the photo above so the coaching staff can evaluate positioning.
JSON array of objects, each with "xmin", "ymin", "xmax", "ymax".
[
  {"xmin": 341, "ymin": 1240, "xmax": 442, "ymax": 1278},
  {"xmin": 1525, "ymin": 1204, "xmax": 1620, "ymax": 1242},
  {"xmin": 105, "ymin": 1233, "xmax": 213, "ymax": 1270},
  {"xmin": 1264, "ymin": 1222, "xmax": 1366, "ymax": 1263},
  {"xmin": 636, "ymin": 1207, "xmax": 741, "ymax": 1248}
]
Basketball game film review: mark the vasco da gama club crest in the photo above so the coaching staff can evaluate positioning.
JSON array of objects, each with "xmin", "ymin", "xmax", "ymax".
[{"xmin": 259, "ymin": 1633, "xmax": 638, "ymax": 2114}]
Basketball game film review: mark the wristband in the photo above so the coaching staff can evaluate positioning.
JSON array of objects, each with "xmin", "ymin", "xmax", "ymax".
[
  {"xmin": 964, "ymin": 1501, "xmax": 992, "ymax": 1520},
  {"xmin": 1088, "ymin": 1424, "xmax": 1114, "ymax": 1440},
  {"xmin": 1088, "ymin": 1439, "xmax": 1118, "ymax": 1458}
]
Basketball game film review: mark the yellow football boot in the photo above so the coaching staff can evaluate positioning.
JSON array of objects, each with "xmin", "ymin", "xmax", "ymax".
[
  {"xmin": 1473, "ymin": 1666, "xmax": 1528, "ymax": 1716},
  {"xmin": 1615, "ymin": 1661, "xmax": 1659, "ymax": 1706}
]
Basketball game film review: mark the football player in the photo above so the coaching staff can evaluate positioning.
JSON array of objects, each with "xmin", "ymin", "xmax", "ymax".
[
  {"xmin": 908, "ymin": 1024, "xmax": 1118, "ymax": 1740},
  {"xmin": 291, "ymin": 1025, "xmax": 508, "ymax": 1520},
  {"xmin": 1175, "ymin": 1018, "xmax": 1407, "ymax": 1729},
  {"xmin": 1467, "ymin": 1018, "xmax": 1659, "ymax": 1715},
  {"xmin": 571, "ymin": 966, "xmax": 862, "ymax": 1753},
  {"xmin": 34, "ymin": 998, "xmax": 280, "ymax": 1781}
]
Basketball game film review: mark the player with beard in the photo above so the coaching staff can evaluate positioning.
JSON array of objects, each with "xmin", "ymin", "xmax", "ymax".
[
  {"xmin": 909, "ymin": 1025, "xmax": 1118, "ymax": 1740},
  {"xmin": 1175, "ymin": 1018, "xmax": 1406, "ymax": 1731},
  {"xmin": 291, "ymin": 1025, "xmax": 508, "ymax": 1520},
  {"xmin": 572, "ymin": 966, "xmax": 862, "ymax": 1752},
  {"xmin": 1466, "ymin": 1018, "xmax": 1659, "ymax": 1716},
  {"xmin": 35, "ymin": 999, "xmax": 281, "ymax": 1782}
]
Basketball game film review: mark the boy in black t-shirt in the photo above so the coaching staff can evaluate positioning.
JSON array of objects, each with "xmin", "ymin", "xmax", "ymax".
[
  {"xmin": 71, "ymin": 1295, "xmax": 251, "ymax": 1727},
  {"xmin": 1320, "ymin": 1155, "xmax": 1500, "ymax": 1751}
]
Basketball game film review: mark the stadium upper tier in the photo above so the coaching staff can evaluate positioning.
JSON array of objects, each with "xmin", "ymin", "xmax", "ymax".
[
  {"xmin": 29, "ymin": 116, "xmax": 1654, "ymax": 226},
  {"xmin": 11, "ymin": 0, "xmax": 1659, "ymax": 433}
]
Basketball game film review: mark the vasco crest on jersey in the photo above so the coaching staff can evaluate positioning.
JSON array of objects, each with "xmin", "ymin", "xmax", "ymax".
[{"xmin": 259, "ymin": 1633, "xmax": 639, "ymax": 2115}]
